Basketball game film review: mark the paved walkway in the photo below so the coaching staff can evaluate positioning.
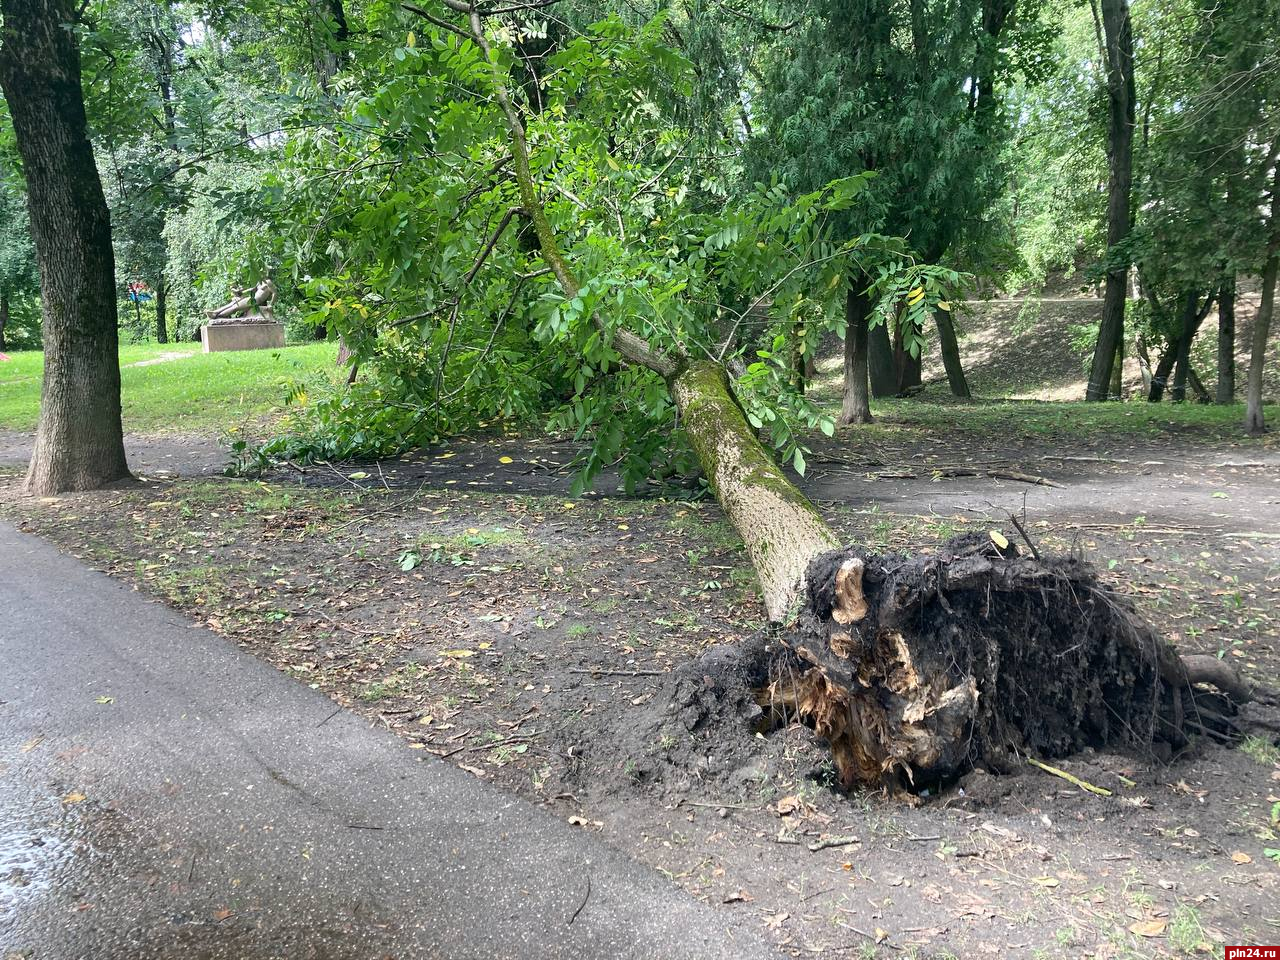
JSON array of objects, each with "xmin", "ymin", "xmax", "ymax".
[{"xmin": 0, "ymin": 523, "xmax": 776, "ymax": 960}]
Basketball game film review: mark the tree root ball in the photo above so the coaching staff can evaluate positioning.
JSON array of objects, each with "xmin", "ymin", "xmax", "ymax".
[{"xmin": 767, "ymin": 532, "xmax": 1255, "ymax": 792}]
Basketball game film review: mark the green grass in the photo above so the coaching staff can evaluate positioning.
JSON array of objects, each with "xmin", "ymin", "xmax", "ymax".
[
  {"xmin": 0, "ymin": 342, "xmax": 337, "ymax": 434},
  {"xmin": 848, "ymin": 394, "xmax": 1280, "ymax": 443},
  {"xmin": 1240, "ymin": 734, "xmax": 1280, "ymax": 766}
]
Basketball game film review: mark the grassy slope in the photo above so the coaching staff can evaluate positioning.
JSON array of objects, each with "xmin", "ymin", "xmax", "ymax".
[
  {"xmin": 803, "ymin": 293, "xmax": 1279, "ymax": 444},
  {"xmin": 0, "ymin": 342, "xmax": 337, "ymax": 434}
]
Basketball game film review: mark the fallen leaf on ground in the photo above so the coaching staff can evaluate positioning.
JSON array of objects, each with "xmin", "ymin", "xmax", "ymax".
[
  {"xmin": 1230, "ymin": 851, "xmax": 1252, "ymax": 864},
  {"xmin": 775, "ymin": 795, "xmax": 802, "ymax": 816},
  {"xmin": 62, "ymin": 792, "xmax": 86, "ymax": 804},
  {"xmin": 1129, "ymin": 919, "xmax": 1167, "ymax": 938}
]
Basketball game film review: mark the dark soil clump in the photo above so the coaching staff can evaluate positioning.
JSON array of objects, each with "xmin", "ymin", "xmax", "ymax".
[{"xmin": 776, "ymin": 532, "xmax": 1252, "ymax": 791}]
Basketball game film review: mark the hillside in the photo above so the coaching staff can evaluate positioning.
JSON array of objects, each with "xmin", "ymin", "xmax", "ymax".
[{"xmin": 921, "ymin": 291, "xmax": 1275, "ymax": 401}]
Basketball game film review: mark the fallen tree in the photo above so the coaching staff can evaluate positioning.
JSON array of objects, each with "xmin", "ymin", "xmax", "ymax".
[{"xmin": 406, "ymin": 3, "xmax": 1265, "ymax": 788}]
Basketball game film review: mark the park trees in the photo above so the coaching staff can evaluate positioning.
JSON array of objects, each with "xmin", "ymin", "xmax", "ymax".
[
  {"xmin": 0, "ymin": 173, "xmax": 36, "ymax": 352},
  {"xmin": 0, "ymin": 0, "xmax": 131, "ymax": 493},
  {"xmin": 744, "ymin": 0, "xmax": 1042, "ymax": 416}
]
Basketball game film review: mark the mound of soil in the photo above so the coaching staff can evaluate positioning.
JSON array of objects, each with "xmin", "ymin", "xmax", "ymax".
[{"xmin": 593, "ymin": 533, "xmax": 1271, "ymax": 803}]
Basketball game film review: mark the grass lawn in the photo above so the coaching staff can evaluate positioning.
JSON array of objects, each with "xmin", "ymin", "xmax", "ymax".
[
  {"xmin": 861, "ymin": 394, "xmax": 1280, "ymax": 443},
  {"xmin": 0, "ymin": 341, "xmax": 338, "ymax": 434}
]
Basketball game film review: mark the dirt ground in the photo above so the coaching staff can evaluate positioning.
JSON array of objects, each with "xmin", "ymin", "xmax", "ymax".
[{"xmin": 2, "ymin": 419, "xmax": 1279, "ymax": 959}]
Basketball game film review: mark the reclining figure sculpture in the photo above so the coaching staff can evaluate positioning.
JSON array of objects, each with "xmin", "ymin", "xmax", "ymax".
[{"xmin": 205, "ymin": 278, "xmax": 277, "ymax": 323}]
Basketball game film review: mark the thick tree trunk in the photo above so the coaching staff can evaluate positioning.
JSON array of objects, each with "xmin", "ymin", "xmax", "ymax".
[
  {"xmin": 1245, "ymin": 253, "xmax": 1277, "ymax": 435},
  {"xmin": 0, "ymin": 0, "xmax": 131, "ymax": 494},
  {"xmin": 155, "ymin": 279, "xmax": 168, "ymax": 344},
  {"xmin": 1217, "ymin": 275, "xmax": 1236, "ymax": 404},
  {"xmin": 314, "ymin": 0, "xmax": 350, "ymax": 90},
  {"xmin": 1086, "ymin": 0, "xmax": 1135, "ymax": 401},
  {"xmin": 839, "ymin": 286, "xmax": 873, "ymax": 425},
  {"xmin": 1186, "ymin": 364, "xmax": 1211, "ymax": 404},
  {"xmin": 790, "ymin": 320, "xmax": 808, "ymax": 395},
  {"xmin": 671, "ymin": 361, "xmax": 838, "ymax": 621},
  {"xmin": 868, "ymin": 321, "xmax": 896, "ymax": 398},
  {"xmin": 0, "ymin": 291, "xmax": 8, "ymax": 352},
  {"xmin": 934, "ymin": 308, "xmax": 970, "ymax": 398},
  {"xmin": 1170, "ymin": 289, "xmax": 1199, "ymax": 402}
]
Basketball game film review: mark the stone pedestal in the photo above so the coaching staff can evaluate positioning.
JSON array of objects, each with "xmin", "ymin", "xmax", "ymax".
[{"xmin": 201, "ymin": 321, "xmax": 285, "ymax": 353}]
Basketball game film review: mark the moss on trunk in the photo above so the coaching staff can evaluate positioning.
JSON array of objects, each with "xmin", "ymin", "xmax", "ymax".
[{"xmin": 671, "ymin": 361, "xmax": 838, "ymax": 622}]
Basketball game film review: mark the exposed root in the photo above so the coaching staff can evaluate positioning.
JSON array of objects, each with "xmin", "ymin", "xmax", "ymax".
[{"xmin": 768, "ymin": 532, "xmax": 1258, "ymax": 792}]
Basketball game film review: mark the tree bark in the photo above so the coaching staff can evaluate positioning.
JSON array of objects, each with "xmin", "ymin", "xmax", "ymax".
[
  {"xmin": 1109, "ymin": 335, "xmax": 1124, "ymax": 398},
  {"xmin": 1170, "ymin": 289, "xmax": 1199, "ymax": 402},
  {"xmin": 155, "ymin": 278, "xmax": 168, "ymax": 344},
  {"xmin": 1217, "ymin": 275, "xmax": 1236, "ymax": 404},
  {"xmin": 1245, "ymin": 254, "xmax": 1277, "ymax": 435},
  {"xmin": 868, "ymin": 321, "xmax": 896, "ymax": 397},
  {"xmin": 314, "ymin": 0, "xmax": 350, "ymax": 91},
  {"xmin": 1086, "ymin": 0, "xmax": 1135, "ymax": 401},
  {"xmin": 0, "ymin": 0, "xmax": 131, "ymax": 493},
  {"xmin": 1149, "ymin": 291, "xmax": 1213, "ymax": 403},
  {"xmin": 934, "ymin": 308, "xmax": 970, "ymax": 398},
  {"xmin": 0, "ymin": 290, "xmax": 8, "ymax": 352},
  {"xmin": 893, "ymin": 323, "xmax": 922, "ymax": 393},
  {"xmin": 673, "ymin": 361, "xmax": 839, "ymax": 621},
  {"xmin": 1245, "ymin": 161, "xmax": 1280, "ymax": 435},
  {"xmin": 840, "ymin": 285, "xmax": 873, "ymax": 425},
  {"xmin": 1148, "ymin": 344, "xmax": 1176, "ymax": 402}
]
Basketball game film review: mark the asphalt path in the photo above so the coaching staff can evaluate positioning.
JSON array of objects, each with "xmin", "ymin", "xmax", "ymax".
[{"xmin": 0, "ymin": 522, "xmax": 776, "ymax": 960}]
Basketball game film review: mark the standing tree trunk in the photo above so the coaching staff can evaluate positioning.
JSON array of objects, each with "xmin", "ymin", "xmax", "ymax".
[
  {"xmin": 934, "ymin": 308, "xmax": 970, "ymax": 398},
  {"xmin": 1109, "ymin": 336, "xmax": 1124, "ymax": 398},
  {"xmin": 1170, "ymin": 289, "xmax": 1199, "ymax": 402},
  {"xmin": 1086, "ymin": 0, "xmax": 1135, "ymax": 401},
  {"xmin": 1217, "ymin": 275, "xmax": 1236, "ymax": 404},
  {"xmin": 1245, "ymin": 160, "xmax": 1280, "ymax": 435},
  {"xmin": 155, "ymin": 279, "xmax": 168, "ymax": 344},
  {"xmin": 840, "ymin": 285, "xmax": 873, "ymax": 425},
  {"xmin": 868, "ymin": 321, "xmax": 896, "ymax": 397},
  {"xmin": 1244, "ymin": 256, "xmax": 1276, "ymax": 434},
  {"xmin": 893, "ymin": 323, "xmax": 922, "ymax": 393},
  {"xmin": 1149, "ymin": 291, "xmax": 1214, "ymax": 402},
  {"xmin": 0, "ymin": 290, "xmax": 8, "ymax": 352},
  {"xmin": 0, "ymin": 0, "xmax": 131, "ymax": 493}
]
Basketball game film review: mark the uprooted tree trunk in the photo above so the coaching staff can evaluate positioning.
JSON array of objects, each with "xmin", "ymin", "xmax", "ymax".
[
  {"xmin": 450, "ymin": 0, "xmax": 1265, "ymax": 791},
  {"xmin": 673, "ymin": 362, "xmax": 839, "ymax": 620}
]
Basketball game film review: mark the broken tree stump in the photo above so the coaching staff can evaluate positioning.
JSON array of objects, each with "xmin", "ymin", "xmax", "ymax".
[{"xmin": 767, "ymin": 532, "xmax": 1255, "ymax": 791}]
